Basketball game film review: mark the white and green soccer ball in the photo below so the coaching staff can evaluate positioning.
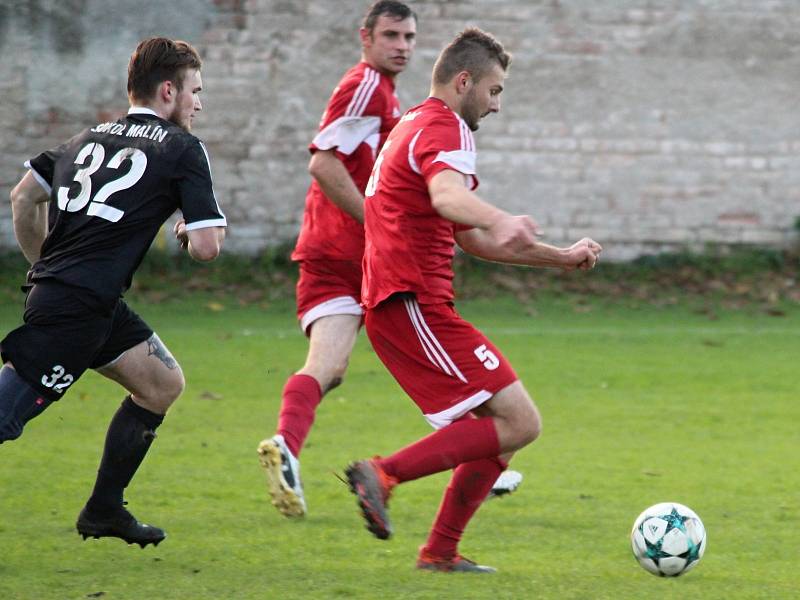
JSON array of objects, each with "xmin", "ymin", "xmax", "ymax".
[{"xmin": 631, "ymin": 502, "xmax": 706, "ymax": 577}]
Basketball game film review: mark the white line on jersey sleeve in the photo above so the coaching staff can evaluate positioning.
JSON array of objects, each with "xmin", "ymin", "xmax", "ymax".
[
  {"xmin": 345, "ymin": 68, "xmax": 380, "ymax": 117},
  {"xmin": 459, "ymin": 120, "xmax": 475, "ymax": 152},
  {"xmin": 312, "ymin": 115, "xmax": 381, "ymax": 155},
  {"xmin": 433, "ymin": 113, "xmax": 477, "ymax": 186},
  {"xmin": 351, "ymin": 70, "xmax": 380, "ymax": 116},
  {"xmin": 184, "ymin": 217, "xmax": 228, "ymax": 231},
  {"xmin": 23, "ymin": 160, "xmax": 52, "ymax": 195}
]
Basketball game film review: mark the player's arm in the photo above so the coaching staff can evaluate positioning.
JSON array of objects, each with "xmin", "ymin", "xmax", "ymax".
[
  {"xmin": 173, "ymin": 138, "xmax": 227, "ymax": 262},
  {"xmin": 428, "ymin": 170, "xmax": 602, "ymax": 270},
  {"xmin": 308, "ymin": 149, "xmax": 364, "ymax": 223},
  {"xmin": 9, "ymin": 170, "xmax": 50, "ymax": 264},
  {"xmin": 429, "ymin": 169, "xmax": 546, "ymax": 256},
  {"xmin": 173, "ymin": 219, "xmax": 225, "ymax": 262},
  {"xmin": 429, "ymin": 169, "xmax": 509, "ymax": 229},
  {"xmin": 457, "ymin": 227, "xmax": 601, "ymax": 271}
]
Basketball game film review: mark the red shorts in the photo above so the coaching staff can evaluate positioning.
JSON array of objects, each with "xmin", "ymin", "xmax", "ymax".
[
  {"xmin": 295, "ymin": 259, "xmax": 364, "ymax": 334},
  {"xmin": 365, "ymin": 294, "xmax": 518, "ymax": 429}
]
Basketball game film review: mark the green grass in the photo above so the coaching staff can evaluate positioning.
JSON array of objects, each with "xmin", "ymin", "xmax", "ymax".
[{"xmin": 1, "ymin": 292, "xmax": 798, "ymax": 599}]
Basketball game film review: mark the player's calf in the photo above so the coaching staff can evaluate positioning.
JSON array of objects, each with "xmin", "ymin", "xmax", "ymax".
[
  {"xmin": 85, "ymin": 396, "xmax": 164, "ymax": 514},
  {"xmin": 322, "ymin": 375, "xmax": 343, "ymax": 394},
  {"xmin": 0, "ymin": 365, "xmax": 52, "ymax": 443}
]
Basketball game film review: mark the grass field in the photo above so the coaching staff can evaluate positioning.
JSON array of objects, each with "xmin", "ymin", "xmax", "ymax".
[{"xmin": 1, "ymin": 291, "xmax": 798, "ymax": 599}]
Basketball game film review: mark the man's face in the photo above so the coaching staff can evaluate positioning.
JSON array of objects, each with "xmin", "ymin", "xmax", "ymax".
[
  {"xmin": 168, "ymin": 69, "xmax": 203, "ymax": 132},
  {"xmin": 361, "ymin": 14, "xmax": 417, "ymax": 76},
  {"xmin": 460, "ymin": 63, "xmax": 505, "ymax": 132}
]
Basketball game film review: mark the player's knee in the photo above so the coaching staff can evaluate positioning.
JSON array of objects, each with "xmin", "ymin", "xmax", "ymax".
[
  {"xmin": 507, "ymin": 403, "xmax": 541, "ymax": 449},
  {"xmin": 174, "ymin": 366, "xmax": 186, "ymax": 397},
  {"xmin": 139, "ymin": 365, "xmax": 184, "ymax": 412},
  {"xmin": 522, "ymin": 409, "xmax": 542, "ymax": 445},
  {"xmin": 513, "ymin": 390, "xmax": 542, "ymax": 446},
  {"xmin": 163, "ymin": 366, "xmax": 185, "ymax": 402}
]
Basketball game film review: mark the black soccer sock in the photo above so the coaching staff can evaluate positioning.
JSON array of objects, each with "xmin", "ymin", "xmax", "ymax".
[
  {"xmin": 86, "ymin": 395, "xmax": 164, "ymax": 514},
  {"xmin": 0, "ymin": 366, "xmax": 53, "ymax": 443}
]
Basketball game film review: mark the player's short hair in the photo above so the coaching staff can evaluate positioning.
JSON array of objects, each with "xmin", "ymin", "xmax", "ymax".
[
  {"xmin": 362, "ymin": 0, "xmax": 417, "ymax": 33},
  {"xmin": 127, "ymin": 37, "xmax": 202, "ymax": 103},
  {"xmin": 432, "ymin": 27, "xmax": 511, "ymax": 85}
]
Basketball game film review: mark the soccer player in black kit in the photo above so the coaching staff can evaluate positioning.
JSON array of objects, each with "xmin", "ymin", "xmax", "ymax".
[{"xmin": 0, "ymin": 37, "xmax": 226, "ymax": 547}]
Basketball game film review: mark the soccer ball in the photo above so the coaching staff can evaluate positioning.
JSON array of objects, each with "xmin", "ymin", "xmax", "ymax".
[{"xmin": 631, "ymin": 502, "xmax": 706, "ymax": 577}]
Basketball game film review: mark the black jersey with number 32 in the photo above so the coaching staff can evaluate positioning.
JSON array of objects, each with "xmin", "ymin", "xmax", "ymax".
[{"xmin": 25, "ymin": 108, "xmax": 226, "ymax": 306}]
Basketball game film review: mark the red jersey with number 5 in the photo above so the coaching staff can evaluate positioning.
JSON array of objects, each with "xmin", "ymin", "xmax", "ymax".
[
  {"xmin": 362, "ymin": 97, "xmax": 479, "ymax": 309},
  {"xmin": 292, "ymin": 62, "xmax": 401, "ymax": 262}
]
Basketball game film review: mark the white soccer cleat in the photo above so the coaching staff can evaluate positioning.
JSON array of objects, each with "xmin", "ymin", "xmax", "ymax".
[
  {"xmin": 487, "ymin": 470, "xmax": 523, "ymax": 500},
  {"xmin": 257, "ymin": 434, "xmax": 307, "ymax": 517}
]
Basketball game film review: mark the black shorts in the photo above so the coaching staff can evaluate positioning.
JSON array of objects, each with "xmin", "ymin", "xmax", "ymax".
[{"xmin": 0, "ymin": 281, "xmax": 153, "ymax": 401}]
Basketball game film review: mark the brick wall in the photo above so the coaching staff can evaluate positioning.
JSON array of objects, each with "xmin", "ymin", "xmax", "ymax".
[{"xmin": 2, "ymin": 0, "xmax": 799, "ymax": 260}]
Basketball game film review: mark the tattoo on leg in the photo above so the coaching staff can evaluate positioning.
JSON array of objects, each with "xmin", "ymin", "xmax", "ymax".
[{"xmin": 146, "ymin": 336, "xmax": 178, "ymax": 370}]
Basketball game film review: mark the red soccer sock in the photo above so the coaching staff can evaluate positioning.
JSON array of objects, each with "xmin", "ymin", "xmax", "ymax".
[
  {"xmin": 422, "ymin": 456, "xmax": 506, "ymax": 559},
  {"xmin": 276, "ymin": 374, "xmax": 322, "ymax": 457},
  {"xmin": 377, "ymin": 417, "xmax": 500, "ymax": 483}
]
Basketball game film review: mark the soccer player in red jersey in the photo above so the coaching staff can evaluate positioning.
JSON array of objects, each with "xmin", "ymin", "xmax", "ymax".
[
  {"xmin": 345, "ymin": 28, "xmax": 603, "ymax": 572},
  {"xmin": 256, "ymin": 1, "xmax": 418, "ymax": 518}
]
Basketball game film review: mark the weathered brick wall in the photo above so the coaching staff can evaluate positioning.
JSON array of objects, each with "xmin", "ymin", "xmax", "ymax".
[{"xmin": 2, "ymin": 0, "xmax": 799, "ymax": 260}]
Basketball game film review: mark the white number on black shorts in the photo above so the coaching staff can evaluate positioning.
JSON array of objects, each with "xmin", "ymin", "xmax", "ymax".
[
  {"xmin": 41, "ymin": 365, "xmax": 75, "ymax": 394},
  {"xmin": 57, "ymin": 143, "xmax": 147, "ymax": 222},
  {"xmin": 474, "ymin": 344, "xmax": 500, "ymax": 370}
]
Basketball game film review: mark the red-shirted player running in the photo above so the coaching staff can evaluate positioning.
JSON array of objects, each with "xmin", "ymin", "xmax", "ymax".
[
  {"xmin": 256, "ymin": 1, "xmax": 418, "ymax": 518},
  {"xmin": 345, "ymin": 28, "xmax": 602, "ymax": 572}
]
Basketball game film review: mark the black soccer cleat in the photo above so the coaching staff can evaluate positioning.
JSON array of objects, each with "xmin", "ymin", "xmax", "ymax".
[{"xmin": 76, "ymin": 505, "xmax": 166, "ymax": 548}]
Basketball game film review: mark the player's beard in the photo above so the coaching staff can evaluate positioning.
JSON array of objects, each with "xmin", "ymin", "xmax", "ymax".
[
  {"xmin": 461, "ymin": 88, "xmax": 482, "ymax": 132},
  {"xmin": 168, "ymin": 105, "xmax": 192, "ymax": 132}
]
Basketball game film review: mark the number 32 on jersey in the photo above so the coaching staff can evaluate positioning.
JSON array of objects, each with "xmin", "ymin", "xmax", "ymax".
[{"xmin": 57, "ymin": 142, "xmax": 147, "ymax": 222}]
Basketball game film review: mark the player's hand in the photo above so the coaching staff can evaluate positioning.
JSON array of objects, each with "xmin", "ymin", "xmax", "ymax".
[
  {"xmin": 563, "ymin": 237, "xmax": 602, "ymax": 271},
  {"xmin": 487, "ymin": 214, "xmax": 541, "ymax": 253},
  {"xmin": 173, "ymin": 218, "xmax": 189, "ymax": 250}
]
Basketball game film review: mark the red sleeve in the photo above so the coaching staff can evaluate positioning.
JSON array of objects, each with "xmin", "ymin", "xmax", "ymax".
[
  {"xmin": 412, "ymin": 119, "xmax": 479, "ymax": 190},
  {"xmin": 310, "ymin": 67, "xmax": 385, "ymax": 156}
]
